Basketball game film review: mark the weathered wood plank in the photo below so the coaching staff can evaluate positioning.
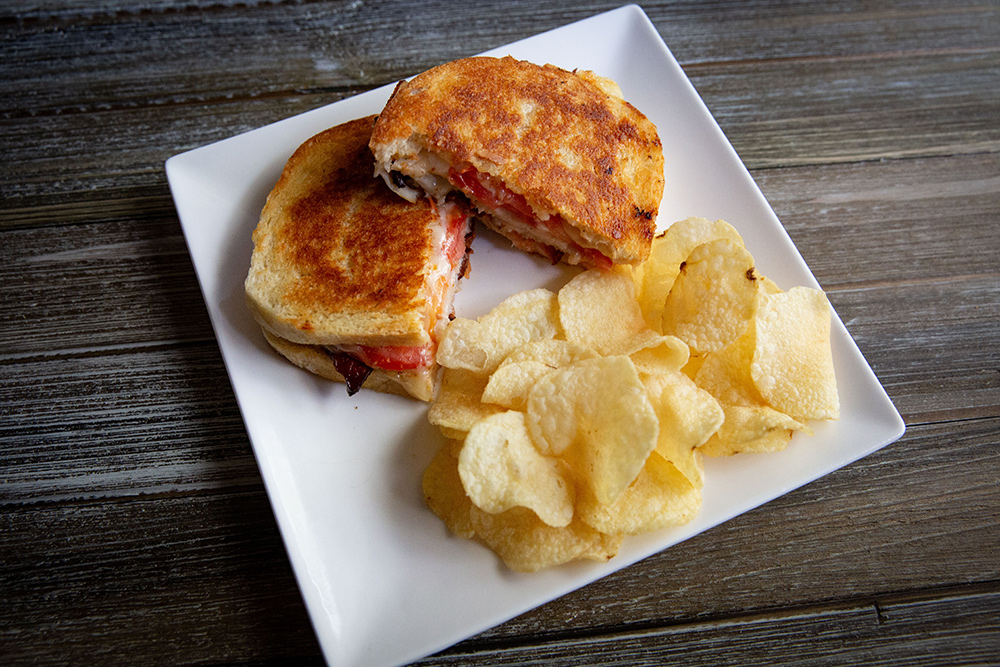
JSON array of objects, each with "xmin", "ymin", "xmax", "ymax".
[
  {"xmin": 692, "ymin": 49, "xmax": 1000, "ymax": 168},
  {"xmin": 0, "ymin": 216, "xmax": 214, "ymax": 355},
  {"xmin": 0, "ymin": 490, "xmax": 323, "ymax": 665},
  {"xmin": 2, "ymin": 5, "xmax": 999, "ymax": 217},
  {"xmin": 3, "ymin": 400, "xmax": 997, "ymax": 637},
  {"xmin": 754, "ymin": 152, "xmax": 1000, "ymax": 289},
  {"xmin": 3, "ymin": 150, "xmax": 997, "ymax": 329},
  {"xmin": 829, "ymin": 275, "xmax": 1000, "ymax": 423},
  {"xmin": 1, "ymin": 266, "xmax": 994, "ymax": 506},
  {"xmin": 423, "ymin": 588, "xmax": 1000, "ymax": 666},
  {"xmin": 1, "ymin": 269, "xmax": 992, "ymax": 503},
  {"xmin": 0, "ymin": 343, "xmax": 258, "ymax": 504},
  {"xmin": 2, "ymin": 155, "xmax": 995, "ymax": 439},
  {"xmin": 656, "ymin": 2, "xmax": 1000, "ymax": 64},
  {"xmin": 0, "ymin": 95, "xmax": 339, "ymax": 221},
  {"xmin": 3, "ymin": 1, "xmax": 998, "ymax": 115}
]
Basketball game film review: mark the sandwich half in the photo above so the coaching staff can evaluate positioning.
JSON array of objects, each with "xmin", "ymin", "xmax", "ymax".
[
  {"xmin": 369, "ymin": 56, "xmax": 664, "ymax": 270},
  {"xmin": 245, "ymin": 115, "xmax": 474, "ymax": 401}
]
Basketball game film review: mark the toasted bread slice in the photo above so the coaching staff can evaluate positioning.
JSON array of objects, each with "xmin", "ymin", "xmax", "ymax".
[
  {"xmin": 245, "ymin": 115, "xmax": 473, "ymax": 401},
  {"xmin": 370, "ymin": 56, "xmax": 664, "ymax": 269}
]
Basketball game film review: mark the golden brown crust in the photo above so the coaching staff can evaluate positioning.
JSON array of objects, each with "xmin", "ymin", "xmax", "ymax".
[
  {"xmin": 245, "ymin": 115, "xmax": 438, "ymax": 347},
  {"xmin": 370, "ymin": 57, "xmax": 664, "ymax": 265}
]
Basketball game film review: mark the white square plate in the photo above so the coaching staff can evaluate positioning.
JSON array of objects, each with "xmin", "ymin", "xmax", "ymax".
[{"xmin": 166, "ymin": 5, "xmax": 905, "ymax": 666}]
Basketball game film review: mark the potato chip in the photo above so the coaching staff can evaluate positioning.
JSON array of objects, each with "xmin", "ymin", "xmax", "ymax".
[
  {"xmin": 758, "ymin": 275, "xmax": 783, "ymax": 295},
  {"xmin": 437, "ymin": 288, "xmax": 561, "ymax": 374},
  {"xmin": 636, "ymin": 217, "xmax": 745, "ymax": 329},
  {"xmin": 643, "ymin": 370, "xmax": 721, "ymax": 487},
  {"xmin": 422, "ymin": 441, "xmax": 475, "ymax": 539},
  {"xmin": 481, "ymin": 360, "xmax": 554, "ymax": 410},
  {"xmin": 481, "ymin": 340, "xmax": 598, "ymax": 410},
  {"xmin": 470, "ymin": 507, "xmax": 622, "ymax": 572},
  {"xmin": 661, "ymin": 239, "xmax": 759, "ymax": 354},
  {"xmin": 428, "ymin": 367, "xmax": 504, "ymax": 439},
  {"xmin": 459, "ymin": 411, "xmax": 575, "ymax": 527},
  {"xmin": 698, "ymin": 404, "xmax": 809, "ymax": 457},
  {"xmin": 526, "ymin": 356, "xmax": 658, "ymax": 505},
  {"xmin": 629, "ymin": 333, "xmax": 690, "ymax": 377},
  {"xmin": 423, "ymin": 443, "xmax": 620, "ymax": 571},
  {"xmin": 752, "ymin": 287, "xmax": 840, "ymax": 421},
  {"xmin": 577, "ymin": 452, "xmax": 701, "ymax": 535},
  {"xmin": 700, "ymin": 427, "xmax": 793, "ymax": 457},
  {"xmin": 681, "ymin": 352, "xmax": 707, "ymax": 380},
  {"xmin": 693, "ymin": 323, "xmax": 762, "ymax": 408},
  {"xmin": 502, "ymin": 339, "xmax": 597, "ymax": 367},
  {"xmin": 558, "ymin": 269, "xmax": 650, "ymax": 356}
]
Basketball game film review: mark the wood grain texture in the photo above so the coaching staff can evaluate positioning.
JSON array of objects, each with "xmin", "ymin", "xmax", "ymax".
[
  {"xmin": 3, "ymin": 3, "xmax": 1000, "ymax": 217},
  {"xmin": 0, "ymin": 344, "xmax": 258, "ymax": 504},
  {"xmin": 756, "ymin": 153, "xmax": 1000, "ymax": 287},
  {"xmin": 1, "ymin": 0, "xmax": 998, "ymax": 665},
  {"xmin": 1, "ymin": 491, "xmax": 323, "ymax": 665},
  {"xmin": 4, "ymin": 50, "xmax": 999, "ymax": 209},
  {"xmin": 4, "ymin": 1, "xmax": 998, "ymax": 114},
  {"xmin": 423, "ymin": 590, "xmax": 1000, "ymax": 666},
  {"xmin": 0, "ymin": 217, "xmax": 213, "ymax": 355}
]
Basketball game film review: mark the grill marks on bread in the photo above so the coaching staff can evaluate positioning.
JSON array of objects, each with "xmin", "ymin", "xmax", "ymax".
[
  {"xmin": 246, "ymin": 115, "xmax": 440, "ymax": 347},
  {"xmin": 280, "ymin": 144, "xmax": 431, "ymax": 316}
]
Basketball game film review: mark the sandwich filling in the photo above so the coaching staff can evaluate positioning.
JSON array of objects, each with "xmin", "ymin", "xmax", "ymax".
[{"xmin": 378, "ymin": 153, "xmax": 613, "ymax": 272}]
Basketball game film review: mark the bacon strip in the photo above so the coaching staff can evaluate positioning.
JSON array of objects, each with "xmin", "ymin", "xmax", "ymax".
[{"xmin": 327, "ymin": 349, "xmax": 374, "ymax": 395}]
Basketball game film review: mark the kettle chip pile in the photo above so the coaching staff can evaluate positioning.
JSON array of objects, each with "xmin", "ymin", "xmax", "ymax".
[{"xmin": 423, "ymin": 217, "xmax": 840, "ymax": 571}]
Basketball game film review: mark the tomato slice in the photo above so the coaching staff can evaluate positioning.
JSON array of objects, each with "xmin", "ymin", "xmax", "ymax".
[
  {"xmin": 448, "ymin": 164, "xmax": 613, "ymax": 271},
  {"xmin": 353, "ymin": 344, "xmax": 434, "ymax": 372},
  {"xmin": 449, "ymin": 166, "xmax": 536, "ymax": 224}
]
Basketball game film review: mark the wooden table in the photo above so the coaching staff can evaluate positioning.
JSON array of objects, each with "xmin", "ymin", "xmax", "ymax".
[{"xmin": 3, "ymin": 1, "xmax": 998, "ymax": 665}]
